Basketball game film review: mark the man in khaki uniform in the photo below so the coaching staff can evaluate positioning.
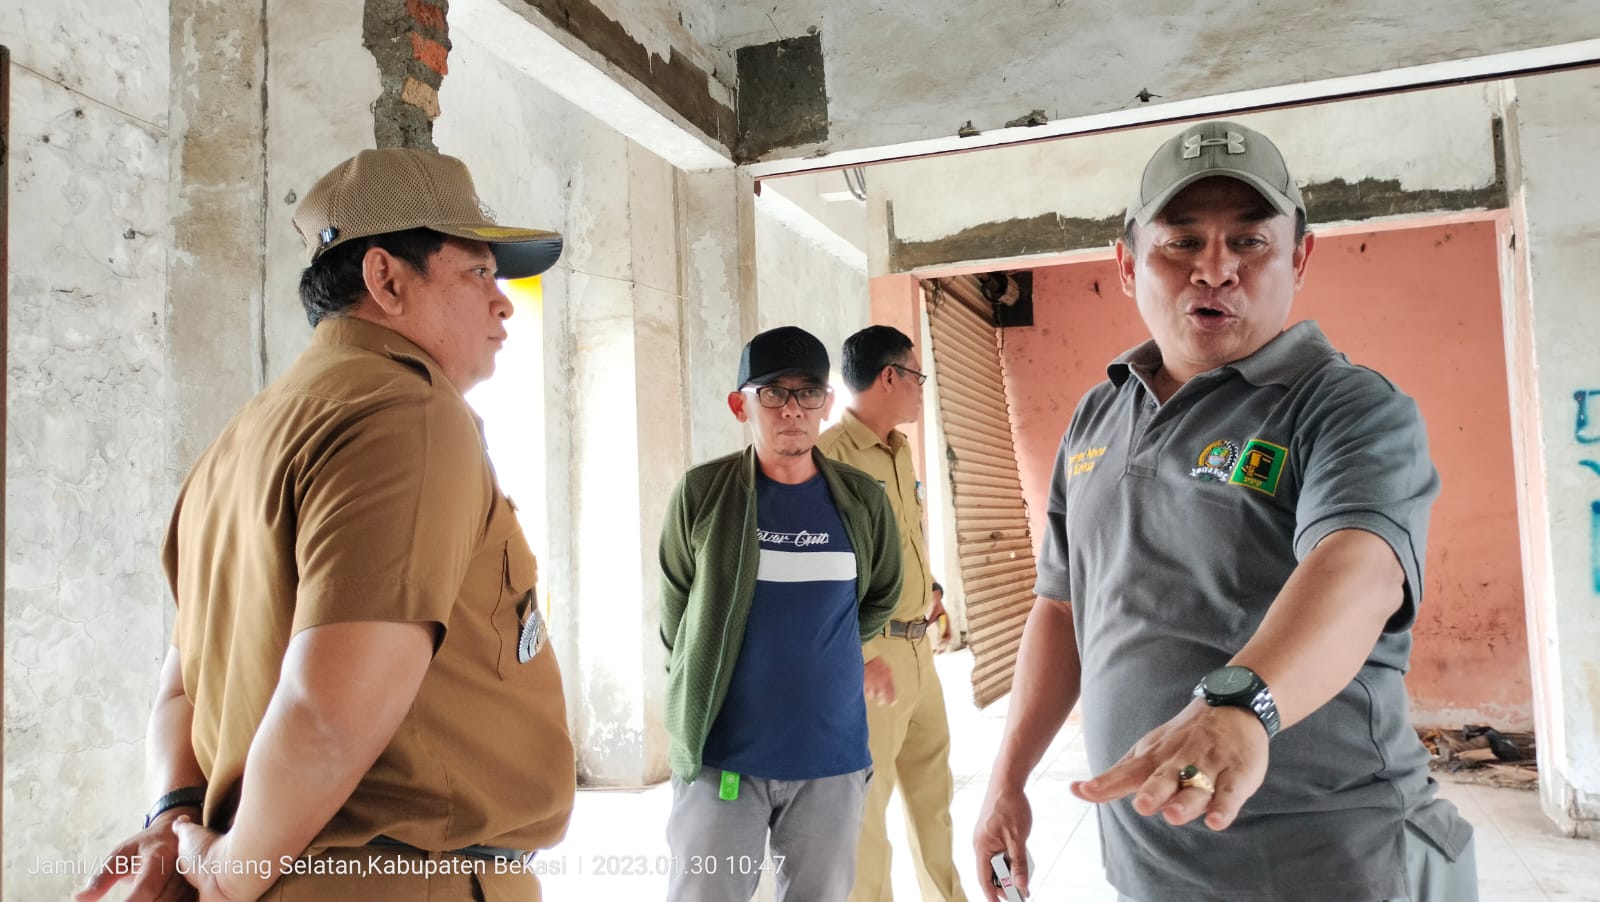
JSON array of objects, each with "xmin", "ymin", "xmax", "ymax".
[
  {"xmin": 78, "ymin": 148, "xmax": 575, "ymax": 902},
  {"xmin": 820, "ymin": 325, "xmax": 967, "ymax": 902}
]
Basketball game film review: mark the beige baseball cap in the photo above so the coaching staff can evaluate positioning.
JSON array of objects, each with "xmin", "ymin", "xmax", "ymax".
[
  {"xmin": 1125, "ymin": 120, "xmax": 1305, "ymax": 227},
  {"xmin": 293, "ymin": 147, "xmax": 563, "ymax": 279}
]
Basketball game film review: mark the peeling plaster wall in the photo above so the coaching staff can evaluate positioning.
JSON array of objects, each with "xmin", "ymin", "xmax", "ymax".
[
  {"xmin": 584, "ymin": 0, "xmax": 731, "ymax": 90},
  {"xmin": 715, "ymin": 0, "xmax": 1599, "ymax": 165},
  {"xmin": 754, "ymin": 189, "xmax": 869, "ymax": 368},
  {"xmin": 458, "ymin": 0, "xmax": 736, "ymax": 161},
  {"xmin": 868, "ymin": 85, "xmax": 1505, "ymax": 274},
  {"xmin": 2, "ymin": 4, "xmax": 171, "ymax": 898}
]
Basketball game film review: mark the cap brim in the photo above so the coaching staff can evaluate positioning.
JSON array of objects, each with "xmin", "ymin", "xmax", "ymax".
[
  {"xmin": 1126, "ymin": 171, "xmax": 1299, "ymax": 227},
  {"xmin": 743, "ymin": 367, "xmax": 828, "ymax": 387},
  {"xmin": 436, "ymin": 223, "xmax": 565, "ymax": 279}
]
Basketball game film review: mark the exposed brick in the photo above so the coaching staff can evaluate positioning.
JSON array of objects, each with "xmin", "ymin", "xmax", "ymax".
[
  {"xmin": 406, "ymin": 0, "xmax": 446, "ymax": 32},
  {"xmin": 410, "ymin": 32, "xmax": 449, "ymax": 76},
  {"xmin": 400, "ymin": 76, "xmax": 441, "ymax": 119}
]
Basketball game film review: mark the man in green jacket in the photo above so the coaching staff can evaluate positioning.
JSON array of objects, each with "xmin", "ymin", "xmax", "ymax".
[{"xmin": 659, "ymin": 325, "xmax": 902, "ymax": 902}]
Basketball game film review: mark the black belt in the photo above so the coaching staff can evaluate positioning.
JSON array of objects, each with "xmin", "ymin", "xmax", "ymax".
[
  {"xmin": 884, "ymin": 619, "xmax": 929, "ymax": 640},
  {"xmin": 368, "ymin": 835, "xmax": 531, "ymax": 862}
]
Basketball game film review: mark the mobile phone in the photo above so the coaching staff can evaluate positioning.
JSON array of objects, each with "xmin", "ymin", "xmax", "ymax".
[{"xmin": 989, "ymin": 850, "xmax": 1032, "ymax": 902}]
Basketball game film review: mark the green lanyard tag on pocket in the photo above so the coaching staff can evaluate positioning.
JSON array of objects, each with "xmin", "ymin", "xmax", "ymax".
[{"xmin": 718, "ymin": 770, "xmax": 740, "ymax": 801}]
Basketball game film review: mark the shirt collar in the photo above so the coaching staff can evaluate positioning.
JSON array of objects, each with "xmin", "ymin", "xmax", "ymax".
[
  {"xmin": 1105, "ymin": 321, "xmax": 1339, "ymax": 389},
  {"xmin": 838, "ymin": 407, "xmax": 905, "ymax": 452},
  {"xmin": 314, "ymin": 317, "xmax": 446, "ymax": 384}
]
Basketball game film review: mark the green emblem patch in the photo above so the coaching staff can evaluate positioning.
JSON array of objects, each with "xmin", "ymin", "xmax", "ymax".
[{"xmin": 1229, "ymin": 438, "xmax": 1288, "ymax": 496}]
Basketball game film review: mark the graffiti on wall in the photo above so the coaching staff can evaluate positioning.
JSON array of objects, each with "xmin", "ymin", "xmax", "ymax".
[{"xmin": 1578, "ymin": 390, "xmax": 1600, "ymax": 592}]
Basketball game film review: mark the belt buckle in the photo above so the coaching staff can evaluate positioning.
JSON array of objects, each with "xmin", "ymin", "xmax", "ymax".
[{"xmin": 887, "ymin": 619, "xmax": 928, "ymax": 640}]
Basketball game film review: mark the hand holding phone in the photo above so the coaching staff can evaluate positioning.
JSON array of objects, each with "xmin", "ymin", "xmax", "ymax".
[{"xmin": 989, "ymin": 849, "xmax": 1032, "ymax": 902}]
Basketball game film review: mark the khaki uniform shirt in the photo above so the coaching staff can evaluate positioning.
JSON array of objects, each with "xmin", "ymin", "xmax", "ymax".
[
  {"xmin": 819, "ymin": 409, "xmax": 932, "ymax": 639},
  {"xmin": 165, "ymin": 317, "xmax": 574, "ymax": 853}
]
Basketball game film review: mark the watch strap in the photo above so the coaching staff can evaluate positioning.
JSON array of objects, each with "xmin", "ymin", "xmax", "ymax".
[
  {"xmin": 1247, "ymin": 684, "xmax": 1282, "ymax": 739},
  {"xmin": 144, "ymin": 785, "xmax": 206, "ymax": 828},
  {"xmin": 1194, "ymin": 667, "xmax": 1282, "ymax": 740}
]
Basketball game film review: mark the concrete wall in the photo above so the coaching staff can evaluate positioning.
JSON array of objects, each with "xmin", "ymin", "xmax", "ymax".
[
  {"xmin": 867, "ymin": 84, "xmax": 1505, "ymax": 275},
  {"xmin": 0, "ymin": 3, "xmax": 752, "ymax": 895},
  {"xmin": 998, "ymin": 222, "xmax": 1533, "ymax": 730},
  {"xmin": 2, "ymin": 2, "xmax": 172, "ymax": 896},
  {"xmin": 719, "ymin": 0, "xmax": 1599, "ymax": 169},
  {"xmin": 1503, "ymin": 68, "xmax": 1600, "ymax": 837},
  {"xmin": 754, "ymin": 187, "xmax": 869, "ymax": 365}
]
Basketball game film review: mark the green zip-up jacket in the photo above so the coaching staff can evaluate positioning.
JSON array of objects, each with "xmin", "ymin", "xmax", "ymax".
[{"xmin": 658, "ymin": 445, "xmax": 902, "ymax": 782}]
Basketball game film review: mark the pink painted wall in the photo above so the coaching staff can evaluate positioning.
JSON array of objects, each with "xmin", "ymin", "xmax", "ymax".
[{"xmin": 1000, "ymin": 221, "xmax": 1533, "ymax": 729}]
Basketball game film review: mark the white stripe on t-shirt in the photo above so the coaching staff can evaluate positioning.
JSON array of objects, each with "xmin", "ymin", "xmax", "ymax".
[{"xmin": 757, "ymin": 548, "xmax": 858, "ymax": 583}]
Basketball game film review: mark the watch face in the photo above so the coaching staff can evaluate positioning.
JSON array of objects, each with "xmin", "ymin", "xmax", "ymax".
[{"xmin": 1207, "ymin": 666, "xmax": 1255, "ymax": 696}]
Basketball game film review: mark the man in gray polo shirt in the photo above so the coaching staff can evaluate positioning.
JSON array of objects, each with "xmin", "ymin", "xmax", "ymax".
[{"xmin": 972, "ymin": 121, "xmax": 1477, "ymax": 902}]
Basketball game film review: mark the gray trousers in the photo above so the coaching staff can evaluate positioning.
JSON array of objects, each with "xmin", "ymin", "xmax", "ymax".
[
  {"xmin": 665, "ymin": 765, "xmax": 871, "ymax": 902},
  {"xmin": 1117, "ymin": 822, "xmax": 1479, "ymax": 902}
]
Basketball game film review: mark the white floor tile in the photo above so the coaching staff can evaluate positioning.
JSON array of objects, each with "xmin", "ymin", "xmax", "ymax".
[{"xmin": 540, "ymin": 649, "xmax": 1597, "ymax": 901}]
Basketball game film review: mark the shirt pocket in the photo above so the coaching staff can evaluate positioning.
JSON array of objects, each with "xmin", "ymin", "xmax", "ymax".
[{"xmin": 491, "ymin": 522, "xmax": 544, "ymax": 679}]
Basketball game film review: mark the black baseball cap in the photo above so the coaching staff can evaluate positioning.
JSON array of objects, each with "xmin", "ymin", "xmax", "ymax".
[{"xmin": 736, "ymin": 326, "xmax": 830, "ymax": 389}]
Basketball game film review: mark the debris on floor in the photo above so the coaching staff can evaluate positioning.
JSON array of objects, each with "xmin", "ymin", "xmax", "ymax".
[{"xmin": 1419, "ymin": 725, "xmax": 1538, "ymax": 790}]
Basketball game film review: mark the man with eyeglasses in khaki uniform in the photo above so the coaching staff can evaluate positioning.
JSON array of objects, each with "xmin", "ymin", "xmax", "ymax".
[{"xmin": 819, "ymin": 325, "xmax": 966, "ymax": 902}]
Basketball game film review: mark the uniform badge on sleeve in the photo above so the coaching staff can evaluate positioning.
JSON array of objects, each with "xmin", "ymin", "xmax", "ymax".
[
  {"xmin": 517, "ymin": 590, "xmax": 548, "ymax": 663},
  {"xmin": 1190, "ymin": 439, "xmax": 1240, "ymax": 481}
]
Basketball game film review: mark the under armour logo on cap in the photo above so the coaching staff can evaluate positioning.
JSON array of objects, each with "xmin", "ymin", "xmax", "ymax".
[
  {"xmin": 1126, "ymin": 120, "xmax": 1305, "ymax": 226},
  {"xmin": 1182, "ymin": 131, "xmax": 1246, "ymax": 159}
]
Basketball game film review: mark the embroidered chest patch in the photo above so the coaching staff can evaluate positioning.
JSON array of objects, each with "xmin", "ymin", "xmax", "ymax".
[
  {"xmin": 1190, "ymin": 439, "xmax": 1240, "ymax": 481},
  {"xmin": 1229, "ymin": 439, "xmax": 1288, "ymax": 496}
]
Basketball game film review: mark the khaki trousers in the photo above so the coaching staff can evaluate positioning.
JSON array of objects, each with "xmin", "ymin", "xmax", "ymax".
[
  {"xmin": 850, "ymin": 635, "xmax": 968, "ymax": 902},
  {"xmin": 260, "ymin": 846, "xmax": 542, "ymax": 902}
]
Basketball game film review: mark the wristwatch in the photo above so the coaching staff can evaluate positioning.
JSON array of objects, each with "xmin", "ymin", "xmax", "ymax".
[
  {"xmin": 144, "ymin": 785, "xmax": 207, "ymax": 828},
  {"xmin": 1193, "ymin": 665, "xmax": 1281, "ymax": 740}
]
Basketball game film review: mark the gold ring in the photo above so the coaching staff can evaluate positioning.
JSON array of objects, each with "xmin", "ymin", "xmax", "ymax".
[{"xmin": 1177, "ymin": 764, "xmax": 1215, "ymax": 795}]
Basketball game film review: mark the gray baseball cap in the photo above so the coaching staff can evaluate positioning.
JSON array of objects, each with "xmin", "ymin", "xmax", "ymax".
[{"xmin": 1125, "ymin": 120, "xmax": 1306, "ymax": 227}]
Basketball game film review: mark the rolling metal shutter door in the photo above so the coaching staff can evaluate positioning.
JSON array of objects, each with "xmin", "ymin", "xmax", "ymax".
[{"xmin": 924, "ymin": 276, "xmax": 1036, "ymax": 708}]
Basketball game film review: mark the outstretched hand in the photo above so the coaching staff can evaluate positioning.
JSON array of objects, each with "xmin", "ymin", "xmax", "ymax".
[{"xmin": 1071, "ymin": 698, "xmax": 1269, "ymax": 831}]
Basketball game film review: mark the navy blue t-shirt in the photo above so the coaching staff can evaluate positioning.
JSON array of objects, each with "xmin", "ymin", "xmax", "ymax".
[{"xmin": 700, "ymin": 470, "xmax": 870, "ymax": 780}]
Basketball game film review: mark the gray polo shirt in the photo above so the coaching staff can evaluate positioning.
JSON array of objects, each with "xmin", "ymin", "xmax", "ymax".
[{"xmin": 1036, "ymin": 321, "xmax": 1471, "ymax": 902}]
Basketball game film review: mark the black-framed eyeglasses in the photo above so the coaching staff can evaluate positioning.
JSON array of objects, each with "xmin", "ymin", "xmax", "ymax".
[
  {"xmin": 892, "ymin": 364, "xmax": 929, "ymax": 386},
  {"xmin": 744, "ymin": 384, "xmax": 832, "ymax": 409}
]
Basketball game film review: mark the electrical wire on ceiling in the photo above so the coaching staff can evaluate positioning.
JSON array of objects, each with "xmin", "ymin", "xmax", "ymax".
[{"xmin": 842, "ymin": 166, "xmax": 868, "ymax": 201}]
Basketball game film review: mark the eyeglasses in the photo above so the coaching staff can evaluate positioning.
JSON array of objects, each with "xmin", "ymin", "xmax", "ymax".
[
  {"xmin": 892, "ymin": 364, "xmax": 929, "ymax": 386},
  {"xmin": 744, "ymin": 385, "xmax": 831, "ymax": 409}
]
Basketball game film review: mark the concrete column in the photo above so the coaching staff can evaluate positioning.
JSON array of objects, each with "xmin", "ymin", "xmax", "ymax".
[
  {"xmin": 678, "ymin": 167, "xmax": 757, "ymax": 464},
  {"xmin": 1503, "ymin": 70, "xmax": 1600, "ymax": 838},
  {"xmin": 167, "ymin": 0, "xmax": 267, "ymax": 476},
  {"xmin": 262, "ymin": 0, "xmax": 382, "ymax": 379},
  {"xmin": 556, "ymin": 116, "xmax": 688, "ymax": 785}
]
